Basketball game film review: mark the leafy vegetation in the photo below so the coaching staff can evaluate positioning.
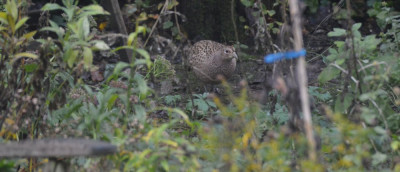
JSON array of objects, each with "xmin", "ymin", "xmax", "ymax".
[{"xmin": 0, "ymin": 0, "xmax": 399, "ymax": 171}]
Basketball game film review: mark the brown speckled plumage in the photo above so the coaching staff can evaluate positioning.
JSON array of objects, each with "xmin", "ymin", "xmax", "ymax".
[{"xmin": 187, "ymin": 40, "xmax": 238, "ymax": 84}]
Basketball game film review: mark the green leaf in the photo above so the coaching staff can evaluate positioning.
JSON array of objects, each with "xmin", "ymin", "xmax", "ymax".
[
  {"xmin": 372, "ymin": 152, "xmax": 387, "ymax": 166},
  {"xmin": 127, "ymin": 33, "xmax": 135, "ymax": 46},
  {"xmin": 41, "ymin": 3, "xmax": 63, "ymax": 11},
  {"xmin": 308, "ymin": 86, "xmax": 331, "ymax": 102},
  {"xmin": 49, "ymin": 20, "xmax": 59, "ymax": 28},
  {"xmin": 67, "ymin": 22, "xmax": 79, "ymax": 35},
  {"xmin": 63, "ymin": 8, "xmax": 75, "ymax": 22},
  {"xmin": 363, "ymin": 35, "xmax": 381, "ymax": 51},
  {"xmin": 22, "ymin": 31, "xmax": 37, "ymax": 40},
  {"xmin": 40, "ymin": 27, "xmax": 63, "ymax": 37},
  {"xmin": 134, "ymin": 105, "xmax": 147, "ymax": 123},
  {"xmin": 318, "ymin": 66, "xmax": 340, "ymax": 84},
  {"xmin": 15, "ymin": 17, "xmax": 29, "ymax": 31},
  {"xmin": 163, "ymin": 21, "xmax": 173, "ymax": 29},
  {"xmin": 240, "ymin": 0, "xmax": 253, "ymax": 7},
  {"xmin": 161, "ymin": 160, "xmax": 169, "ymax": 171},
  {"xmin": 0, "ymin": 26, "xmax": 7, "ymax": 31},
  {"xmin": 359, "ymin": 89, "xmax": 387, "ymax": 101},
  {"xmin": 325, "ymin": 48, "xmax": 338, "ymax": 62},
  {"xmin": 66, "ymin": 49, "xmax": 79, "ymax": 68},
  {"xmin": 127, "ymin": 26, "xmax": 147, "ymax": 46},
  {"xmin": 23, "ymin": 63, "xmax": 38, "ymax": 73},
  {"xmin": 134, "ymin": 74, "xmax": 149, "ymax": 97},
  {"xmin": 136, "ymin": 26, "xmax": 147, "ymax": 35},
  {"xmin": 81, "ymin": 16, "xmax": 90, "ymax": 38},
  {"xmin": 112, "ymin": 62, "xmax": 129, "ymax": 74},
  {"xmin": 79, "ymin": 5, "xmax": 110, "ymax": 17},
  {"xmin": 195, "ymin": 98, "xmax": 209, "ymax": 112},
  {"xmin": 92, "ymin": 41, "xmax": 110, "ymax": 50},
  {"xmin": 334, "ymin": 93, "xmax": 353, "ymax": 113},
  {"xmin": 351, "ymin": 23, "xmax": 362, "ymax": 32},
  {"xmin": 328, "ymin": 28, "xmax": 346, "ymax": 37},
  {"xmin": 6, "ymin": 0, "xmax": 18, "ymax": 21},
  {"xmin": 391, "ymin": 141, "xmax": 400, "ymax": 151},
  {"xmin": 83, "ymin": 47, "xmax": 93, "ymax": 68},
  {"xmin": 164, "ymin": 95, "xmax": 181, "ymax": 105},
  {"xmin": 335, "ymin": 58, "xmax": 345, "ymax": 65},
  {"xmin": 0, "ymin": 12, "xmax": 9, "ymax": 25},
  {"xmin": 135, "ymin": 48, "xmax": 151, "ymax": 68},
  {"xmin": 240, "ymin": 44, "xmax": 249, "ymax": 49},
  {"xmin": 334, "ymin": 41, "xmax": 345, "ymax": 48},
  {"xmin": 134, "ymin": 59, "xmax": 147, "ymax": 66},
  {"xmin": 374, "ymin": 126, "xmax": 387, "ymax": 135},
  {"xmin": 264, "ymin": 9, "xmax": 275, "ymax": 16},
  {"xmin": 107, "ymin": 62, "xmax": 129, "ymax": 81},
  {"xmin": 353, "ymin": 30, "xmax": 361, "ymax": 39},
  {"xmin": 7, "ymin": 15, "xmax": 15, "ymax": 34},
  {"xmin": 168, "ymin": 108, "xmax": 192, "ymax": 127}
]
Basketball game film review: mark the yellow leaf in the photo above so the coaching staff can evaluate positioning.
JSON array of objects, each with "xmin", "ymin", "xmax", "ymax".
[
  {"xmin": 11, "ymin": 52, "xmax": 38, "ymax": 65},
  {"xmin": 22, "ymin": 31, "xmax": 37, "ymax": 40},
  {"xmin": 161, "ymin": 140, "xmax": 178, "ymax": 147},
  {"xmin": 5, "ymin": 118, "xmax": 15, "ymax": 125},
  {"xmin": 98, "ymin": 21, "xmax": 107, "ymax": 31},
  {"xmin": 0, "ymin": 12, "xmax": 9, "ymax": 25},
  {"xmin": 7, "ymin": 15, "xmax": 15, "ymax": 34},
  {"xmin": 14, "ymin": 52, "xmax": 38, "ymax": 59},
  {"xmin": 242, "ymin": 132, "xmax": 251, "ymax": 148},
  {"xmin": 143, "ymin": 130, "xmax": 154, "ymax": 142}
]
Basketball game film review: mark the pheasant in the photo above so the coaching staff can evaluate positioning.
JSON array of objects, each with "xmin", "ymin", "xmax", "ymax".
[{"xmin": 187, "ymin": 40, "xmax": 238, "ymax": 84}]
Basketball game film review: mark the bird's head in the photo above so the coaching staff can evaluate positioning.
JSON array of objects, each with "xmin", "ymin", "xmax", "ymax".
[{"xmin": 221, "ymin": 46, "xmax": 238, "ymax": 61}]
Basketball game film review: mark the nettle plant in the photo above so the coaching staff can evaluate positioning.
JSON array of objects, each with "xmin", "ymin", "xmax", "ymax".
[{"xmin": 318, "ymin": 21, "xmax": 398, "ymax": 154}]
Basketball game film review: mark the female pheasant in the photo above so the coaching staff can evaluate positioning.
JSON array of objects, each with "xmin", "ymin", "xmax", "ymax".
[{"xmin": 187, "ymin": 40, "xmax": 238, "ymax": 84}]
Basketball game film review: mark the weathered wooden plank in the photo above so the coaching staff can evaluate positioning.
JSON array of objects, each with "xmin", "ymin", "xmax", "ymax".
[{"xmin": 0, "ymin": 139, "xmax": 117, "ymax": 158}]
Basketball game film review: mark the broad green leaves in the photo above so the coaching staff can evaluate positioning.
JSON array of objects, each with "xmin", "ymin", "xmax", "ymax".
[
  {"xmin": 41, "ymin": 0, "xmax": 109, "ymax": 69},
  {"xmin": 327, "ymin": 28, "xmax": 346, "ymax": 37},
  {"xmin": 318, "ymin": 66, "xmax": 340, "ymax": 84},
  {"xmin": 240, "ymin": 0, "xmax": 254, "ymax": 7},
  {"xmin": 0, "ymin": 0, "xmax": 37, "ymax": 65},
  {"xmin": 0, "ymin": 0, "xmax": 31, "ymax": 35}
]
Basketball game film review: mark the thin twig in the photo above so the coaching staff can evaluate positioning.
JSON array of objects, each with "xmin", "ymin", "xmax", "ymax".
[
  {"xmin": 231, "ymin": 0, "xmax": 239, "ymax": 44},
  {"xmin": 346, "ymin": 0, "xmax": 362, "ymax": 94},
  {"xmin": 174, "ymin": 6, "xmax": 182, "ymax": 35},
  {"xmin": 306, "ymin": 45, "xmax": 333, "ymax": 63},
  {"xmin": 361, "ymin": 122, "xmax": 379, "ymax": 152},
  {"xmin": 144, "ymin": 0, "xmax": 169, "ymax": 47},
  {"xmin": 96, "ymin": 33, "xmax": 129, "ymax": 39},
  {"xmin": 258, "ymin": 0, "xmax": 276, "ymax": 52},
  {"xmin": 358, "ymin": 61, "xmax": 389, "ymax": 73},
  {"xmin": 312, "ymin": 0, "xmax": 344, "ymax": 33},
  {"xmin": 329, "ymin": 63, "xmax": 359, "ymax": 85},
  {"xmin": 288, "ymin": 0, "xmax": 317, "ymax": 162},
  {"xmin": 368, "ymin": 98, "xmax": 389, "ymax": 131}
]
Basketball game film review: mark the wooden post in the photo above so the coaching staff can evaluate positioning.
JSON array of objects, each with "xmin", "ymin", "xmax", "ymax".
[
  {"xmin": 101, "ymin": 0, "xmax": 132, "ymax": 63},
  {"xmin": 288, "ymin": 0, "xmax": 317, "ymax": 161}
]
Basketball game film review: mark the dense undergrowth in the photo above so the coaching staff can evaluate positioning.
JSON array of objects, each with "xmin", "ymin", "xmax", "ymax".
[{"xmin": 0, "ymin": 0, "xmax": 399, "ymax": 171}]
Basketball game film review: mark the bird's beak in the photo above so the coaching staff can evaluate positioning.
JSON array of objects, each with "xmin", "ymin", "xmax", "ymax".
[{"xmin": 233, "ymin": 52, "xmax": 238, "ymax": 60}]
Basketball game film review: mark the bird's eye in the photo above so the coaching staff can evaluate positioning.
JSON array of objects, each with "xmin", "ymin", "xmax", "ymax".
[{"xmin": 224, "ymin": 50, "xmax": 230, "ymax": 54}]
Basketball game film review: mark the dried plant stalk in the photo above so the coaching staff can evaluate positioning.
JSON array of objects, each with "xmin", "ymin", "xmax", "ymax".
[{"xmin": 288, "ymin": 0, "xmax": 317, "ymax": 161}]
